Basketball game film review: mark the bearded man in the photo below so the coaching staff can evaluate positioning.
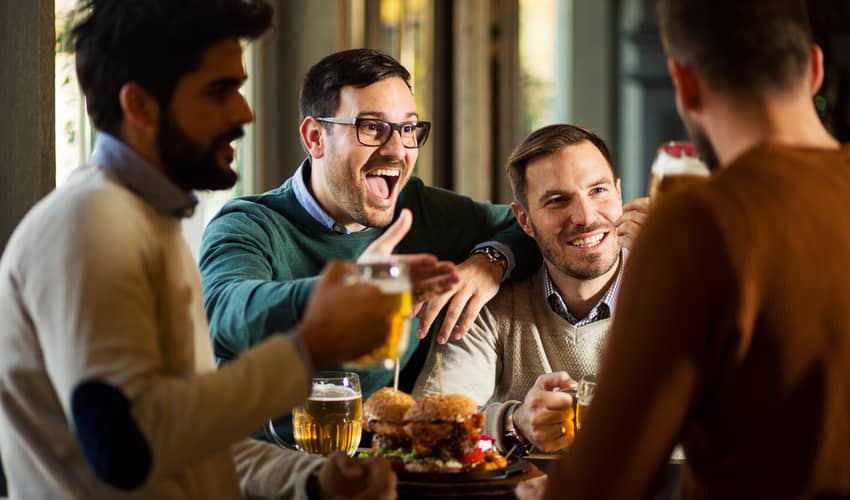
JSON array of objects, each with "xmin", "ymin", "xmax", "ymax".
[{"xmin": 414, "ymin": 124, "xmax": 649, "ymax": 455}]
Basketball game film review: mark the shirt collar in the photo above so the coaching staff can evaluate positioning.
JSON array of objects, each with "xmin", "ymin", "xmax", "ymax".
[
  {"xmin": 291, "ymin": 157, "xmax": 350, "ymax": 234},
  {"xmin": 91, "ymin": 133, "xmax": 197, "ymax": 218},
  {"xmin": 543, "ymin": 249, "xmax": 627, "ymax": 326}
]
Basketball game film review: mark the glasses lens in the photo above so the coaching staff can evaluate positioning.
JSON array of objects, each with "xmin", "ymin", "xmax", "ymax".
[
  {"xmin": 408, "ymin": 122, "xmax": 430, "ymax": 148},
  {"xmin": 357, "ymin": 119, "xmax": 391, "ymax": 146}
]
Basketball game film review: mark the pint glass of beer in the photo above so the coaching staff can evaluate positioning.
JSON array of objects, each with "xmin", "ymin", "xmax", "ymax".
[
  {"xmin": 292, "ymin": 371, "xmax": 363, "ymax": 456},
  {"xmin": 648, "ymin": 141, "xmax": 710, "ymax": 204},
  {"xmin": 342, "ymin": 259, "xmax": 412, "ymax": 370},
  {"xmin": 575, "ymin": 374, "xmax": 596, "ymax": 431}
]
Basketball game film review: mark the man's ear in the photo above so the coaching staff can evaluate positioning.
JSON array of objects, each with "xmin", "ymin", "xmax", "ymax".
[
  {"xmin": 118, "ymin": 82, "xmax": 159, "ymax": 133},
  {"xmin": 809, "ymin": 44, "xmax": 825, "ymax": 96},
  {"xmin": 667, "ymin": 58, "xmax": 702, "ymax": 113},
  {"xmin": 511, "ymin": 201, "xmax": 535, "ymax": 238},
  {"xmin": 300, "ymin": 117, "xmax": 325, "ymax": 159}
]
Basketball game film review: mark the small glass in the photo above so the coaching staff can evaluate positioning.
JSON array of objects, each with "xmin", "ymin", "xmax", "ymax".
[
  {"xmin": 575, "ymin": 374, "xmax": 597, "ymax": 431},
  {"xmin": 648, "ymin": 141, "xmax": 710, "ymax": 204},
  {"xmin": 291, "ymin": 371, "xmax": 363, "ymax": 456},
  {"xmin": 342, "ymin": 259, "xmax": 412, "ymax": 370}
]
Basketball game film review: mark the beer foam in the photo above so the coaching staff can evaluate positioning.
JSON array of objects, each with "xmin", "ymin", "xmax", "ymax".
[
  {"xmin": 371, "ymin": 279, "xmax": 410, "ymax": 294},
  {"xmin": 310, "ymin": 384, "xmax": 360, "ymax": 401},
  {"xmin": 651, "ymin": 154, "xmax": 710, "ymax": 176}
]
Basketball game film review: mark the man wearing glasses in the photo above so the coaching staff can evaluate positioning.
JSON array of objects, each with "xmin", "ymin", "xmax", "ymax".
[{"xmin": 199, "ymin": 48, "xmax": 541, "ymax": 444}]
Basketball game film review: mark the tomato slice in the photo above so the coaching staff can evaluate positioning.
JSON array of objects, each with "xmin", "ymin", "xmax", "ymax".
[{"xmin": 460, "ymin": 448, "xmax": 485, "ymax": 465}]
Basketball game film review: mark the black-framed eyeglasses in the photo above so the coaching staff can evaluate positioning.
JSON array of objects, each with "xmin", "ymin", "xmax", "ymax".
[{"xmin": 315, "ymin": 117, "xmax": 432, "ymax": 149}]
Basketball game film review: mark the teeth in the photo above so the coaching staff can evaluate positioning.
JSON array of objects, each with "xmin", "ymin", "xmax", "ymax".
[
  {"xmin": 569, "ymin": 233, "xmax": 605, "ymax": 247},
  {"xmin": 368, "ymin": 168, "xmax": 400, "ymax": 177}
]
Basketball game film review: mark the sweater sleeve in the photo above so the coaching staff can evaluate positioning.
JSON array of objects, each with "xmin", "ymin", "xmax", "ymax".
[
  {"xmin": 199, "ymin": 208, "xmax": 318, "ymax": 362},
  {"xmin": 231, "ymin": 438, "xmax": 325, "ymax": 500},
  {"xmin": 412, "ymin": 304, "xmax": 501, "ymax": 406},
  {"xmin": 401, "ymin": 182, "xmax": 542, "ymax": 279}
]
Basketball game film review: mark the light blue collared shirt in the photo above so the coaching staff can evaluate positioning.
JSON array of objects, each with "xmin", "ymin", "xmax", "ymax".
[
  {"xmin": 91, "ymin": 133, "xmax": 197, "ymax": 218},
  {"xmin": 292, "ymin": 157, "xmax": 516, "ymax": 278}
]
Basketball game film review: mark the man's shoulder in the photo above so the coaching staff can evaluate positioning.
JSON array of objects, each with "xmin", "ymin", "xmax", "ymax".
[{"xmin": 482, "ymin": 267, "xmax": 545, "ymax": 321}]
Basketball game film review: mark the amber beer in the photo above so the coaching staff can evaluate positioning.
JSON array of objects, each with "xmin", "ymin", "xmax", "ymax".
[
  {"xmin": 648, "ymin": 141, "xmax": 710, "ymax": 203},
  {"xmin": 292, "ymin": 376, "xmax": 362, "ymax": 456},
  {"xmin": 575, "ymin": 374, "xmax": 596, "ymax": 431},
  {"xmin": 343, "ymin": 260, "xmax": 412, "ymax": 370}
]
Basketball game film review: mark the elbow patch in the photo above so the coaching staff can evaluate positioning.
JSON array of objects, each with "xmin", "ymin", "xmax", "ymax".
[{"xmin": 71, "ymin": 380, "xmax": 152, "ymax": 490}]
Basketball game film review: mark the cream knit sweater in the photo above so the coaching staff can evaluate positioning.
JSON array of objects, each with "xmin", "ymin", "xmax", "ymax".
[{"xmin": 413, "ymin": 266, "xmax": 610, "ymax": 450}]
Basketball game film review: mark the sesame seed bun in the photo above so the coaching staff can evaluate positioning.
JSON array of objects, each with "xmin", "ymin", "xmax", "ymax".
[
  {"xmin": 363, "ymin": 388, "xmax": 416, "ymax": 425},
  {"xmin": 403, "ymin": 394, "xmax": 480, "ymax": 423}
]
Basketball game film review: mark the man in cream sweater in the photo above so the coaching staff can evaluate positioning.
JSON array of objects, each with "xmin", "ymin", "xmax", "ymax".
[
  {"xmin": 414, "ymin": 124, "xmax": 648, "ymax": 455},
  {"xmin": 0, "ymin": 1, "xmax": 435, "ymax": 498}
]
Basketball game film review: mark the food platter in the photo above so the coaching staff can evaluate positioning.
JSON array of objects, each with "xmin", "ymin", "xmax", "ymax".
[{"xmin": 396, "ymin": 458, "xmax": 530, "ymax": 483}]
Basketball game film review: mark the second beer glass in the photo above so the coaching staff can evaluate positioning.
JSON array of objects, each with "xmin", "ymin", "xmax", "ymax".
[
  {"xmin": 292, "ymin": 371, "xmax": 362, "ymax": 456},
  {"xmin": 648, "ymin": 141, "xmax": 710, "ymax": 204}
]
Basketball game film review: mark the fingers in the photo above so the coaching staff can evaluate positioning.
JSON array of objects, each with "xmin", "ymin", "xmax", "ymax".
[
  {"xmin": 416, "ymin": 293, "xmax": 450, "ymax": 339},
  {"xmin": 319, "ymin": 260, "xmax": 357, "ymax": 285},
  {"xmin": 533, "ymin": 371, "xmax": 576, "ymax": 392},
  {"xmin": 621, "ymin": 196, "xmax": 650, "ymax": 213},
  {"xmin": 359, "ymin": 208, "xmax": 413, "ymax": 260},
  {"xmin": 328, "ymin": 451, "xmax": 365, "ymax": 481},
  {"xmin": 451, "ymin": 295, "xmax": 486, "ymax": 341},
  {"xmin": 353, "ymin": 459, "xmax": 397, "ymax": 500},
  {"xmin": 515, "ymin": 475, "xmax": 548, "ymax": 500},
  {"xmin": 437, "ymin": 291, "xmax": 471, "ymax": 344}
]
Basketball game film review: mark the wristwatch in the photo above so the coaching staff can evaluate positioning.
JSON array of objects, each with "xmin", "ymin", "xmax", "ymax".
[
  {"xmin": 504, "ymin": 402, "xmax": 533, "ymax": 457},
  {"xmin": 471, "ymin": 246, "xmax": 508, "ymax": 276}
]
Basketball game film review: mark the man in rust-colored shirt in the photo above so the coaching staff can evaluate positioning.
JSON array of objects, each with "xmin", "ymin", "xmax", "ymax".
[{"xmin": 519, "ymin": 1, "xmax": 850, "ymax": 499}]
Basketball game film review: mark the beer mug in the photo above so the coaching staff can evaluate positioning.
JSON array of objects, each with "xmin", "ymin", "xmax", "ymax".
[
  {"xmin": 342, "ymin": 259, "xmax": 412, "ymax": 370},
  {"xmin": 291, "ymin": 371, "xmax": 363, "ymax": 456},
  {"xmin": 648, "ymin": 141, "xmax": 710, "ymax": 204},
  {"xmin": 575, "ymin": 374, "xmax": 596, "ymax": 431}
]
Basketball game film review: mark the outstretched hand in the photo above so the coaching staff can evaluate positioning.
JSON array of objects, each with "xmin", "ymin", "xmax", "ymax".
[
  {"xmin": 415, "ymin": 252, "xmax": 503, "ymax": 344},
  {"xmin": 359, "ymin": 209, "xmax": 460, "ymax": 310}
]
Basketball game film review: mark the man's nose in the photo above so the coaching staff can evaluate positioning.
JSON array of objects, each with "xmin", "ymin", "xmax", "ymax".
[
  {"xmin": 569, "ymin": 196, "xmax": 597, "ymax": 226},
  {"xmin": 377, "ymin": 127, "xmax": 406, "ymax": 160},
  {"xmin": 233, "ymin": 92, "xmax": 254, "ymax": 125}
]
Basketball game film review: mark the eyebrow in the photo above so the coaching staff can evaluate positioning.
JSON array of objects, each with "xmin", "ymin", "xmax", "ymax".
[
  {"xmin": 357, "ymin": 111, "xmax": 420, "ymax": 120},
  {"xmin": 536, "ymin": 176, "xmax": 614, "ymax": 204},
  {"xmin": 206, "ymin": 75, "xmax": 248, "ymax": 90}
]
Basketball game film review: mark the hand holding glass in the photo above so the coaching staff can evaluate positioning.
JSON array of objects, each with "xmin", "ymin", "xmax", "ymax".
[{"xmin": 292, "ymin": 372, "xmax": 363, "ymax": 456}]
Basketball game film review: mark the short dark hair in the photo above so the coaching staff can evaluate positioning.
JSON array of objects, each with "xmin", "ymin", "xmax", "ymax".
[
  {"xmin": 299, "ymin": 49, "xmax": 412, "ymax": 123},
  {"xmin": 506, "ymin": 124, "xmax": 615, "ymax": 208},
  {"xmin": 657, "ymin": 0, "xmax": 813, "ymax": 94},
  {"xmin": 71, "ymin": 0, "xmax": 273, "ymax": 137}
]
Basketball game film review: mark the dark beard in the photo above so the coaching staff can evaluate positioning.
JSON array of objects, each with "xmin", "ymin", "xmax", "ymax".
[
  {"xmin": 682, "ymin": 116, "xmax": 721, "ymax": 172},
  {"xmin": 156, "ymin": 111, "xmax": 242, "ymax": 191}
]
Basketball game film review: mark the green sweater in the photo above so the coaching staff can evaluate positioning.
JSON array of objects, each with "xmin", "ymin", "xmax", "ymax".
[{"xmin": 199, "ymin": 169, "xmax": 541, "ymax": 440}]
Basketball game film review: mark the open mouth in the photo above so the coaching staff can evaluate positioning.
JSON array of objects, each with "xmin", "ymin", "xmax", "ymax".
[
  {"xmin": 567, "ymin": 231, "xmax": 607, "ymax": 248},
  {"xmin": 365, "ymin": 167, "xmax": 402, "ymax": 202}
]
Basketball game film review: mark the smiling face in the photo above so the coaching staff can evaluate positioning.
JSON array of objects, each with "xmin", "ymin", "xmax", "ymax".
[
  {"xmin": 514, "ymin": 141, "xmax": 623, "ymax": 281},
  {"xmin": 310, "ymin": 77, "xmax": 419, "ymax": 230},
  {"xmin": 158, "ymin": 37, "xmax": 253, "ymax": 191}
]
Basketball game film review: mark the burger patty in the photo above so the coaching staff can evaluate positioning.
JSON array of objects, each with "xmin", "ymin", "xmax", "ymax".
[{"xmin": 403, "ymin": 413, "xmax": 484, "ymax": 459}]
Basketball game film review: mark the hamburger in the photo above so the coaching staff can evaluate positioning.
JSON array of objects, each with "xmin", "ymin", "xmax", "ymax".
[
  {"xmin": 362, "ymin": 388, "xmax": 416, "ymax": 450},
  {"xmin": 360, "ymin": 390, "xmax": 507, "ymax": 473}
]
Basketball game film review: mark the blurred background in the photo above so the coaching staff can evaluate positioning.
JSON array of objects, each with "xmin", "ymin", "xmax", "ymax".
[{"xmin": 2, "ymin": 0, "xmax": 849, "ymax": 255}]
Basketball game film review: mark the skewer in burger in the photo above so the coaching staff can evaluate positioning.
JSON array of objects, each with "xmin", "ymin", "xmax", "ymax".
[{"xmin": 360, "ymin": 390, "xmax": 507, "ymax": 473}]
